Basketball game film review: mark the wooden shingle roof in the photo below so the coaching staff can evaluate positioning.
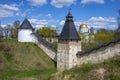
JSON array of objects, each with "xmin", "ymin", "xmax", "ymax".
[
  {"xmin": 59, "ymin": 11, "xmax": 81, "ymax": 40},
  {"xmin": 19, "ymin": 18, "xmax": 34, "ymax": 29}
]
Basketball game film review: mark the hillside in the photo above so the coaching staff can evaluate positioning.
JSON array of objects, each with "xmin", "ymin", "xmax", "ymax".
[
  {"xmin": 50, "ymin": 56, "xmax": 120, "ymax": 80},
  {"xmin": 0, "ymin": 39, "xmax": 120, "ymax": 80},
  {"xmin": 0, "ymin": 39, "xmax": 56, "ymax": 80}
]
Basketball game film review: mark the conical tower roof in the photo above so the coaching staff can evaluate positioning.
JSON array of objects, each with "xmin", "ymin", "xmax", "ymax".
[
  {"xmin": 59, "ymin": 10, "xmax": 81, "ymax": 40},
  {"xmin": 19, "ymin": 18, "xmax": 34, "ymax": 29}
]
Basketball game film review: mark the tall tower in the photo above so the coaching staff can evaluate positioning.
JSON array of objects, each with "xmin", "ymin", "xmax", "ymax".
[{"xmin": 57, "ymin": 10, "xmax": 81, "ymax": 71}]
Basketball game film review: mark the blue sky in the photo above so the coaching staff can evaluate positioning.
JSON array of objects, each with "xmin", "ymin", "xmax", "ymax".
[{"xmin": 0, "ymin": 0, "xmax": 120, "ymax": 31}]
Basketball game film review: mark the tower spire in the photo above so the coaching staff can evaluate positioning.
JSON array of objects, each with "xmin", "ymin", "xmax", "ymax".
[
  {"xmin": 59, "ymin": 9, "xmax": 81, "ymax": 40},
  {"xmin": 69, "ymin": 8, "xmax": 71, "ymax": 12},
  {"xmin": 66, "ymin": 8, "xmax": 73, "ymax": 22}
]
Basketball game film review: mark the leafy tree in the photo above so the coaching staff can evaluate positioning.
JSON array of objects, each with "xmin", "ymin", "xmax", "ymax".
[
  {"xmin": 95, "ymin": 28, "xmax": 114, "ymax": 45},
  {"xmin": 11, "ymin": 20, "xmax": 20, "ymax": 38},
  {"xmin": 79, "ymin": 28, "xmax": 114, "ymax": 51},
  {"xmin": 89, "ymin": 27, "xmax": 95, "ymax": 43},
  {"xmin": 37, "ymin": 26, "xmax": 57, "ymax": 38},
  {"xmin": 78, "ymin": 32, "xmax": 89, "ymax": 50}
]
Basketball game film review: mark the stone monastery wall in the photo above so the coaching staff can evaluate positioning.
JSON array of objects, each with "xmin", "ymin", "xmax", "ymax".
[
  {"xmin": 77, "ymin": 40, "xmax": 120, "ymax": 66},
  {"xmin": 32, "ymin": 32, "xmax": 120, "ymax": 69},
  {"xmin": 37, "ymin": 41, "xmax": 57, "ymax": 61},
  {"xmin": 32, "ymin": 33, "xmax": 57, "ymax": 61}
]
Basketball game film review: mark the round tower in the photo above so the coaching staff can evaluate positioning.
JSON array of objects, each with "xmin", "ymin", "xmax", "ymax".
[
  {"xmin": 57, "ymin": 10, "xmax": 81, "ymax": 71},
  {"xmin": 18, "ymin": 18, "xmax": 34, "ymax": 42}
]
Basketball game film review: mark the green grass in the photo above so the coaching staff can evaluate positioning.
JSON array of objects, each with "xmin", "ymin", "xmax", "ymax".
[
  {"xmin": 50, "ymin": 56, "xmax": 120, "ymax": 80},
  {"xmin": 0, "ymin": 39, "xmax": 56, "ymax": 80},
  {"xmin": 0, "ymin": 39, "xmax": 120, "ymax": 80},
  {"xmin": 52, "ymin": 41, "xmax": 58, "ymax": 47},
  {"xmin": 0, "ymin": 68, "xmax": 56, "ymax": 80}
]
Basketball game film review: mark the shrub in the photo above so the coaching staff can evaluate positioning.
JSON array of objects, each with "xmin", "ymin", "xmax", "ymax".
[
  {"xmin": 108, "ymin": 74, "xmax": 120, "ymax": 80},
  {"xmin": 52, "ymin": 41, "xmax": 58, "ymax": 47},
  {"xmin": 81, "ymin": 62, "xmax": 92, "ymax": 73}
]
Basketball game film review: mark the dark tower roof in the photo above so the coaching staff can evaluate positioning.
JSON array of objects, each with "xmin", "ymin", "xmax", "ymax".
[
  {"xmin": 59, "ymin": 10, "xmax": 81, "ymax": 40},
  {"xmin": 19, "ymin": 18, "xmax": 34, "ymax": 29}
]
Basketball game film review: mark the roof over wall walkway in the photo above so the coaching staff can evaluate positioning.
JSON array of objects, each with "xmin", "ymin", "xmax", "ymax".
[{"xmin": 32, "ymin": 33, "xmax": 57, "ymax": 61}]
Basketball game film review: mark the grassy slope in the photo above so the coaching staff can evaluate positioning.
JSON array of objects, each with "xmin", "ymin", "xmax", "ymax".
[
  {"xmin": 0, "ymin": 39, "xmax": 56, "ymax": 80},
  {"xmin": 0, "ymin": 39, "xmax": 120, "ymax": 80},
  {"xmin": 50, "ymin": 56, "xmax": 120, "ymax": 80}
]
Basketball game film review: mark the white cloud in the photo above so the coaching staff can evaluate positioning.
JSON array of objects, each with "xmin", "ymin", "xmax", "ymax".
[
  {"xmin": 29, "ymin": 19, "xmax": 48, "ymax": 29},
  {"xmin": 29, "ymin": 19, "xmax": 48, "ymax": 25},
  {"xmin": 1, "ymin": 24, "xmax": 6, "ymax": 28},
  {"xmin": 87, "ymin": 16, "xmax": 117, "ymax": 29},
  {"xmin": 31, "ymin": 14, "xmax": 42, "ymax": 18},
  {"xmin": 51, "ymin": 25, "xmax": 58, "ymax": 30},
  {"xmin": 80, "ymin": 0, "xmax": 105, "ymax": 4},
  {"xmin": 51, "ymin": 0, "xmax": 76, "ymax": 8},
  {"xmin": 74, "ymin": 20, "xmax": 84, "ymax": 27},
  {"xmin": 0, "ymin": 9, "xmax": 13, "ymax": 18},
  {"xmin": 46, "ymin": 14, "xmax": 52, "ymax": 17},
  {"xmin": 88, "ymin": 16, "xmax": 116, "ymax": 23},
  {"xmin": 29, "ymin": 18, "xmax": 60, "ymax": 29},
  {"xmin": 60, "ymin": 20, "xmax": 65, "ymax": 25},
  {"xmin": 108, "ymin": 24, "xmax": 118, "ymax": 30},
  {"xmin": 28, "ymin": 16, "xmax": 118, "ymax": 31},
  {"xmin": 80, "ymin": 16, "xmax": 117, "ymax": 30},
  {"xmin": 27, "ymin": 0, "xmax": 47, "ymax": 6},
  {"xmin": 0, "ymin": 4, "xmax": 20, "ymax": 18},
  {"xmin": 51, "ymin": 25, "xmax": 57, "ymax": 28},
  {"xmin": 0, "ymin": 4, "xmax": 19, "ymax": 11},
  {"xmin": 60, "ymin": 16, "xmax": 117, "ymax": 30}
]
